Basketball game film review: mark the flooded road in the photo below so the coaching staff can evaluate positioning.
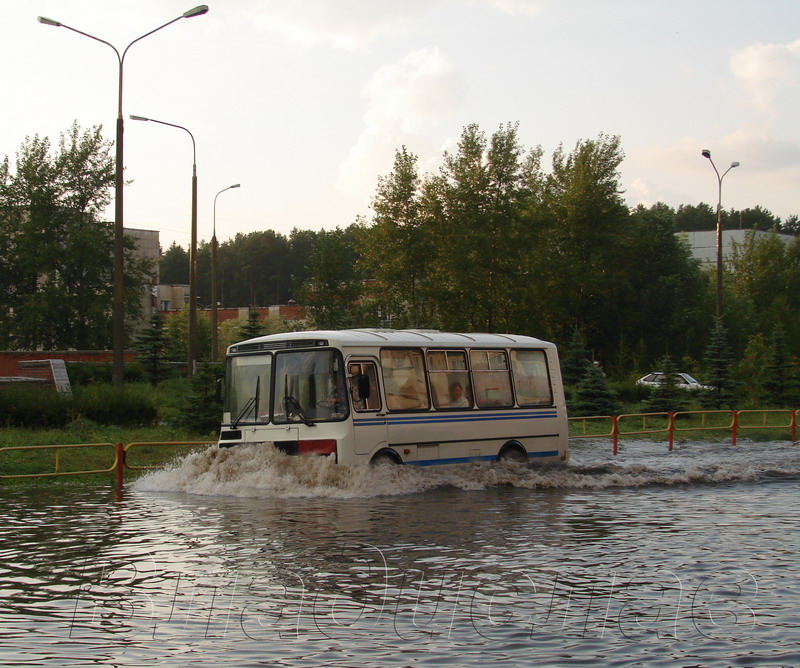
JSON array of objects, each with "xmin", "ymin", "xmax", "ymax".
[{"xmin": 1, "ymin": 439, "xmax": 799, "ymax": 666}]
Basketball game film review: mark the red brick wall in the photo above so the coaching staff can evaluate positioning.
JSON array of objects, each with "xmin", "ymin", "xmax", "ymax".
[{"xmin": 0, "ymin": 351, "xmax": 137, "ymax": 377}]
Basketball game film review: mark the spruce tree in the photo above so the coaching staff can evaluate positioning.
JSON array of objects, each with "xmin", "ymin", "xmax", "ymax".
[
  {"xmin": 644, "ymin": 355, "xmax": 687, "ymax": 413},
  {"xmin": 561, "ymin": 328, "xmax": 592, "ymax": 386},
  {"xmin": 238, "ymin": 308, "xmax": 263, "ymax": 341},
  {"xmin": 765, "ymin": 327, "xmax": 799, "ymax": 407},
  {"xmin": 571, "ymin": 364, "xmax": 620, "ymax": 416},
  {"xmin": 701, "ymin": 318, "xmax": 737, "ymax": 409},
  {"xmin": 134, "ymin": 312, "xmax": 171, "ymax": 386},
  {"xmin": 174, "ymin": 363, "xmax": 221, "ymax": 435}
]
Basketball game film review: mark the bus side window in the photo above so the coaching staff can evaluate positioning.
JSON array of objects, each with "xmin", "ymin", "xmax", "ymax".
[
  {"xmin": 470, "ymin": 350, "xmax": 513, "ymax": 408},
  {"xmin": 428, "ymin": 349, "xmax": 472, "ymax": 409},
  {"xmin": 511, "ymin": 349, "xmax": 553, "ymax": 406},
  {"xmin": 381, "ymin": 349, "xmax": 429, "ymax": 411}
]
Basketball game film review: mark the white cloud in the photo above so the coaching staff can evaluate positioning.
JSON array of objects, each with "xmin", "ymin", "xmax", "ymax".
[
  {"xmin": 249, "ymin": 0, "xmax": 433, "ymax": 50},
  {"xmin": 730, "ymin": 39, "xmax": 800, "ymax": 113},
  {"xmin": 248, "ymin": 0, "xmax": 545, "ymax": 50},
  {"xmin": 337, "ymin": 47, "xmax": 466, "ymax": 201},
  {"xmin": 478, "ymin": 0, "xmax": 546, "ymax": 18}
]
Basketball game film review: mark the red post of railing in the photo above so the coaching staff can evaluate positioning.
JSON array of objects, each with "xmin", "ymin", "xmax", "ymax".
[
  {"xmin": 116, "ymin": 442, "xmax": 125, "ymax": 492},
  {"xmin": 792, "ymin": 410, "xmax": 797, "ymax": 444},
  {"xmin": 731, "ymin": 411, "xmax": 739, "ymax": 446},
  {"xmin": 612, "ymin": 415, "xmax": 619, "ymax": 455},
  {"xmin": 668, "ymin": 412, "xmax": 675, "ymax": 451}
]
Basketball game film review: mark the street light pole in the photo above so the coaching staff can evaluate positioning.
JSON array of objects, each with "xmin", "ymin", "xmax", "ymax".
[
  {"xmin": 37, "ymin": 6, "xmax": 209, "ymax": 388},
  {"xmin": 211, "ymin": 184, "xmax": 241, "ymax": 362},
  {"xmin": 130, "ymin": 115, "xmax": 199, "ymax": 375},
  {"xmin": 701, "ymin": 149, "xmax": 740, "ymax": 320}
]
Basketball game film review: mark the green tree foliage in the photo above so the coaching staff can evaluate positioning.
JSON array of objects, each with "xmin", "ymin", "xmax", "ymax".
[
  {"xmin": 571, "ymin": 364, "xmax": 620, "ymax": 417},
  {"xmin": 131, "ymin": 120, "xmax": 800, "ymax": 394},
  {"xmin": 159, "ymin": 242, "xmax": 189, "ymax": 285},
  {"xmin": 674, "ymin": 203, "xmax": 716, "ymax": 232},
  {"xmin": 625, "ymin": 204, "xmax": 709, "ymax": 365},
  {"xmin": 163, "ymin": 306, "xmax": 212, "ymax": 363},
  {"xmin": 299, "ymin": 226, "xmax": 365, "ymax": 329},
  {"xmin": 425, "ymin": 123, "xmax": 543, "ymax": 332},
  {"xmin": 560, "ymin": 329, "xmax": 592, "ymax": 386},
  {"xmin": 0, "ymin": 122, "xmax": 150, "ymax": 349},
  {"xmin": 764, "ymin": 327, "xmax": 800, "ymax": 407},
  {"xmin": 173, "ymin": 362, "xmax": 221, "ymax": 435},
  {"xmin": 643, "ymin": 356, "xmax": 688, "ymax": 413},
  {"xmin": 728, "ymin": 231, "xmax": 800, "ymax": 347},
  {"xmin": 134, "ymin": 311, "xmax": 172, "ymax": 386},
  {"xmin": 357, "ymin": 147, "xmax": 432, "ymax": 327},
  {"xmin": 736, "ymin": 333, "xmax": 770, "ymax": 407},
  {"xmin": 781, "ymin": 214, "xmax": 800, "ymax": 235},
  {"xmin": 702, "ymin": 319, "xmax": 737, "ymax": 409},
  {"xmin": 238, "ymin": 308, "xmax": 263, "ymax": 340}
]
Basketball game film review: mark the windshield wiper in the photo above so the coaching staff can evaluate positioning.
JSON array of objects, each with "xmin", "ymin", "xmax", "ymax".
[
  {"xmin": 283, "ymin": 394, "xmax": 314, "ymax": 426},
  {"xmin": 232, "ymin": 377, "xmax": 260, "ymax": 428}
]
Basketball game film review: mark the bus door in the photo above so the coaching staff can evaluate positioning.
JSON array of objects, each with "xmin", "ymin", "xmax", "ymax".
[{"xmin": 347, "ymin": 360, "xmax": 387, "ymax": 456}]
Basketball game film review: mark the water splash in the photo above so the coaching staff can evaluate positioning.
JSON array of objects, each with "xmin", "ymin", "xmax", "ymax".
[{"xmin": 132, "ymin": 439, "xmax": 800, "ymax": 499}]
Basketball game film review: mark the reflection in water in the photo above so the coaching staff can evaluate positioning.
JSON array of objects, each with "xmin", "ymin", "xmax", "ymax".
[{"xmin": 1, "ymin": 440, "xmax": 799, "ymax": 666}]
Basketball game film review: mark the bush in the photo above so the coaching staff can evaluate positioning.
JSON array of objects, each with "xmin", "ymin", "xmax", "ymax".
[
  {"xmin": 0, "ymin": 386, "xmax": 71, "ymax": 428},
  {"xmin": 66, "ymin": 361, "xmax": 146, "ymax": 386},
  {"xmin": 72, "ymin": 384, "xmax": 157, "ymax": 427},
  {"xmin": 609, "ymin": 377, "xmax": 648, "ymax": 404}
]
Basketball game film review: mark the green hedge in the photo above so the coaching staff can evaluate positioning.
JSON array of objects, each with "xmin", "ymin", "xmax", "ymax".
[{"xmin": 0, "ymin": 384, "xmax": 157, "ymax": 429}]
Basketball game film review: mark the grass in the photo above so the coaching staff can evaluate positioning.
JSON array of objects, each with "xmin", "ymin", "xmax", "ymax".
[{"xmin": 0, "ymin": 423, "xmax": 214, "ymax": 482}]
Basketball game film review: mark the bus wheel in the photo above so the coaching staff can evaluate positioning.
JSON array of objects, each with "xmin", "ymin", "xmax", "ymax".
[
  {"xmin": 498, "ymin": 443, "xmax": 527, "ymax": 463},
  {"xmin": 371, "ymin": 451, "xmax": 400, "ymax": 466}
]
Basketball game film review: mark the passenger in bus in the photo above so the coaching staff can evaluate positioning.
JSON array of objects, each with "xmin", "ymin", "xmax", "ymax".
[{"xmin": 449, "ymin": 382, "xmax": 470, "ymax": 408}]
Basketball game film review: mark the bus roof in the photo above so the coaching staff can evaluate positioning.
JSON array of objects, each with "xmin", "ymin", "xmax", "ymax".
[{"xmin": 227, "ymin": 329, "xmax": 556, "ymax": 354}]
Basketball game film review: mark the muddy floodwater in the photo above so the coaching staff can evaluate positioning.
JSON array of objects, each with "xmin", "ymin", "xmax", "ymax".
[{"xmin": 1, "ymin": 439, "xmax": 799, "ymax": 667}]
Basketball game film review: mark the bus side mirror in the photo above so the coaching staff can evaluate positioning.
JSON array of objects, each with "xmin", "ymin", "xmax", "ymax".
[{"xmin": 358, "ymin": 374, "xmax": 370, "ymax": 400}]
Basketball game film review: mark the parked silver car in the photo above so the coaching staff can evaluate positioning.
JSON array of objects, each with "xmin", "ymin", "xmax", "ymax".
[{"xmin": 636, "ymin": 372, "xmax": 712, "ymax": 390}]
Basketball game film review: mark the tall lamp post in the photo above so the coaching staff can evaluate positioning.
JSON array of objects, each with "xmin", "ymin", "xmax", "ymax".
[
  {"xmin": 701, "ymin": 149, "xmax": 739, "ymax": 320},
  {"xmin": 37, "ymin": 6, "xmax": 209, "ymax": 389},
  {"xmin": 131, "ymin": 115, "xmax": 199, "ymax": 375},
  {"xmin": 212, "ymin": 184, "xmax": 241, "ymax": 362}
]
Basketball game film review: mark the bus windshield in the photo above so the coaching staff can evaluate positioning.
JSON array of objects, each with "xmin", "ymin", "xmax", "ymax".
[
  {"xmin": 226, "ymin": 349, "xmax": 348, "ymax": 425},
  {"xmin": 272, "ymin": 349, "xmax": 348, "ymax": 424}
]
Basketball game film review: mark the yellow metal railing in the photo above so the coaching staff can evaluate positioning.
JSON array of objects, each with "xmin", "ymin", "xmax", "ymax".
[
  {"xmin": 568, "ymin": 408, "xmax": 799, "ymax": 453},
  {"xmin": 0, "ymin": 442, "xmax": 118, "ymax": 479},
  {"xmin": 0, "ymin": 441, "xmax": 211, "ymax": 483},
  {"xmin": 124, "ymin": 441, "xmax": 212, "ymax": 470}
]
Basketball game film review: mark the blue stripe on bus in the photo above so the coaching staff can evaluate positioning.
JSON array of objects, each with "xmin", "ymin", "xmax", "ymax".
[
  {"xmin": 353, "ymin": 411, "xmax": 557, "ymax": 427},
  {"xmin": 408, "ymin": 450, "xmax": 560, "ymax": 466}
]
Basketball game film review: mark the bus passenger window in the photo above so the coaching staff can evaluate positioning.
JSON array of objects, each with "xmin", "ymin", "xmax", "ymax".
[
  {"xmin": 381, "ymin": 349, "xmax": 429, "ymax": 411},
  {"xmin": 428, "ymin": 349, "xmax": 472, "ymax": 409},
  {"xmin": 470, "ymin": 350, "xmax": 513, "ymax": 408},
  {"xmin": 511, "ymin": 349, "xmax": 553, "ymax": 406}
]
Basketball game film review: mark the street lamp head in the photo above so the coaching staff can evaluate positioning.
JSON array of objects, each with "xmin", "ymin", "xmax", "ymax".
[
  {"xmin": 129, "ymin": 115, "xmax": 150, "ymax": 122},
  {"xmin": 701, "ymin": 149, "xmax": 711, "ymax": 159},
  {"xmin": 731, "ymin": 161, "xmax": 740, "ymax": 168},
  {"xmin": 231, "ymin": 183, "xmax": 241, "ymax": 189},
  {"xmin": 183, "ymin": 5, "xmax": 210, "ymax": 18},
  {"xmin": 37, "ymin": 16, "xmax": 62, "ymax": 27}
]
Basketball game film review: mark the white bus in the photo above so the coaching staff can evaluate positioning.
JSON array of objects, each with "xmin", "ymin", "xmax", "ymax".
[{"xmin": 219, "ymin": 329, "xmax": 569, "ymax": 466}]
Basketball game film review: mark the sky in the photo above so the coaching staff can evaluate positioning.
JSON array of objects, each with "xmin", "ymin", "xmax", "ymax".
[{"xmin": 4, "ymin": 0, "xmax": 800, "ymax": 251}]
